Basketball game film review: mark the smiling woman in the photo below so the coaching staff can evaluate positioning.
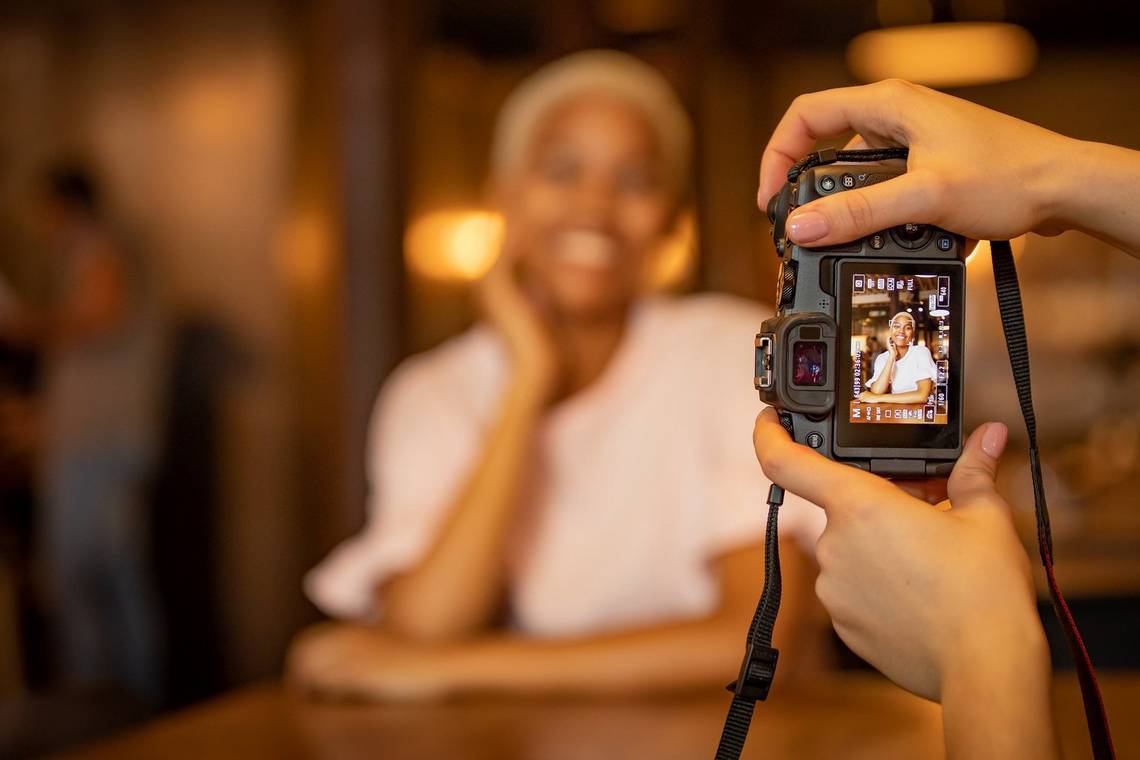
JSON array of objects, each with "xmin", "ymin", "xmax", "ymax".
[{"xmin": 290, "ymin": 50, "xmax": 827, "ymax": 702}]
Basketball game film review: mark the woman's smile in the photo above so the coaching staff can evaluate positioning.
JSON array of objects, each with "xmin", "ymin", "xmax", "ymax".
[{"xmin": 550, "ymin": 227, "xmax": 621, "ymax": 271}]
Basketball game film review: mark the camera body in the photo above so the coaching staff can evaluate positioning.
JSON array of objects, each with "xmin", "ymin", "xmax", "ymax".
[{"xmin": 757, "ymin": 162, "xmax": 966, "ymax": 477}]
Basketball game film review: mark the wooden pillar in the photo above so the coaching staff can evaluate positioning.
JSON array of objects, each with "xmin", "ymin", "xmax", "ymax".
[{"xmin": 289, "ymin": 0, "xmax": 412, "ymax": 568}]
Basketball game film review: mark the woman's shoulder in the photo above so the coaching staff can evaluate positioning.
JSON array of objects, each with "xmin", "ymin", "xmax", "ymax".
[
  {"xmin": 639, "ymin": 292, "xmax": 771, "ymax": 342},
  {"xmin": 381, "ymin": 324, "xmax": 504, "ymax": 406},
  {"xmin": 910, "ymin": 344, "xmax": 935, "ymax": 361},
  {"xmin": 631, "ymin": 293, "xmax": 771, "ymax": 389}
]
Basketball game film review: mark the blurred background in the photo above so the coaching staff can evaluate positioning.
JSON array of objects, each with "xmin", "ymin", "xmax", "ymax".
[{"xmin": 0, "ymin": 0, "xmax": 1138, "ymax": 753}]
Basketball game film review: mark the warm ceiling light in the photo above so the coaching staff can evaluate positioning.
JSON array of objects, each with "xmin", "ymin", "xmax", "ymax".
[
  {"xmin": 847, "ymin": 22, "xmax": 1037, "ymax": 88},
  {"xmin": 405, "ymin": 209, "xmax": 503, "ymax": 282},
  {"xmin": 967, "ymin": 235, "xmax": 1026, "ymax": 265},
  {"xmin": 405, "ymin": 207, "xmax": 696, "ymax": 289}
]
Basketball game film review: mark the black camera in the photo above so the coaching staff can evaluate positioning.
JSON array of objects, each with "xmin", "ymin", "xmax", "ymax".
[{"xmin": 756, "ymin": 159, "xmax": 965, "ymax": 477}]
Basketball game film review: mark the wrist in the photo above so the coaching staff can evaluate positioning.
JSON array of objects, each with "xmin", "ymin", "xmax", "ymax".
[
  {"xmin": 1037, "ymin": 136, "xmax": 1104, "ymax": 235},
  {"xmin": 509, "ymin": 357, "xmax": 558, "ymax": 407},
  {"xmin": 940, "ymin": 615, "xmax": 1056, "ymax": 758},
  {"xmin": 448, "ymin": 636, "xmax": 540, "ymax": 696},
  {"xmin": 940, "ymin": 606, "xmax": 1051, "ymax": 702}
]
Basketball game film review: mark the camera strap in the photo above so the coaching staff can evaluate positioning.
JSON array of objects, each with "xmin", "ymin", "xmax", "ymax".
[
  {"xmin": 716, "ymin": 148, "xmax": 1115, "ymax": 759},
  {"xmin": 990, "ymin": 238, "xmax": 1115, "ymax": 759}
]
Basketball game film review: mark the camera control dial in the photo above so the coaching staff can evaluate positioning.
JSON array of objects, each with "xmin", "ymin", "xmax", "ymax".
[
  {"xmin": 776, "ymin": 261, "xmax": 797, "ymax": 310},
  {"xmin": 889, "ymin": 222, "xmax": 933, "ymax": 250}
]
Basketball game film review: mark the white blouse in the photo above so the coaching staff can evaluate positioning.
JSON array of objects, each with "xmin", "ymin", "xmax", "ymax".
[
  {"xmin": 869, "ymin": 344, "xmax": 938, "ymax": 394},
  {"xmin": 305, "ymin": 293, "xmax": 825, "ymax": 637}
]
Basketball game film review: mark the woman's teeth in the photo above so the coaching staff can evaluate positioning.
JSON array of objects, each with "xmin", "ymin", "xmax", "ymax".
[{"xmin": 555, "ymin": 229, "xmax": 618, "ymax": 270}]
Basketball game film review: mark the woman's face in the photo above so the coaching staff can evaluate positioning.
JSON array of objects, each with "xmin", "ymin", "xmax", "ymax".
[
  {"xmin": 890, "ymin": 317, "xmax": 915, "ymax": 347},
  {"xmin": 497, "ymin": 95, "xmax": 676, "ymax": 320}
]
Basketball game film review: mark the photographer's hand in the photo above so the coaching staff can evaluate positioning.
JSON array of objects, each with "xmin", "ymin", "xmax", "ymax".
[
  {"xmin": 752, "ymin": 408, "xmax": 1058, "ymax": 760},
  {"xmin": 758, "ymin": 79, "xmax": 1140, "ymax": 257}
]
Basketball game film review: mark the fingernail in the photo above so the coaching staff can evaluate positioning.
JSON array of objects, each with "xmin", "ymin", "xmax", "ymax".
[
  {"xmin": 981, "ymin": 422, "xmax": 1008, "ymax": 459},
  {"xmin": 788, "ymin": 211, "xmax": 828, "ymax": 243}
]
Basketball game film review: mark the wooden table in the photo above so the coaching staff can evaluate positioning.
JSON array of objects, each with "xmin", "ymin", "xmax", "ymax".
[{"xmin": 58, "ymin": 673, "xmax": 1140, "ymax": 759}]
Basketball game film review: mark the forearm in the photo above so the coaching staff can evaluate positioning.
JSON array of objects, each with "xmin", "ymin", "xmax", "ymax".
[
  {"xmin": 451, "ymin": 541, "xmax": 820, "ymax": 697},
  {"xmin": 1049, "ymin": 138, "xmax": 1140, "ymax": 257},
  {"xmin": 882, "ymin": 389, "xmax": 930, "ymax": 404},
  {"xmin": 941, "ymin": 622, "xmax": 1058, "ymax": 760},
  {"xmin": 454, "ymin": 616, "xmax": 746, "ymax": 697},
  {"xmin": 868, "ymin": 364, "xmax": 892, "ymax": 394},
  {"xmin": 382, "ymin": 372, "xmax": 548, "ymax": 641}
]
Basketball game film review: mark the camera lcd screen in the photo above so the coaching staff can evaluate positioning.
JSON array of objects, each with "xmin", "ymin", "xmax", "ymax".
[{"xmin": 834, "ymin": 260, "xmax": 963, "ymax": 454}]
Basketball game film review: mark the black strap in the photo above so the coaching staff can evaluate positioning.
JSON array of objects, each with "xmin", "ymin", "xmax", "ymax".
[
  {"xmin": 717, "ymin": 148, "xmax": 1115, "ymax": 759},
  {"xmin": 991, "ymin": 239, "xmax": 1116, "ymax": 759},
  {"xmin": 716, "ymin": 146, "xmax": 912, "ymax": 760},
  {"xmin": 715, "ymin": 484, "xmax": 783, "ymax": 760},
  {"xmin": 786, "ymin": 146, "xmax": 909, "ymax": 182}
]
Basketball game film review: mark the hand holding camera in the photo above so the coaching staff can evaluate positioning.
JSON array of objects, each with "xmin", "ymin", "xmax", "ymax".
[
  {"xmin": 740, "ymin": 81, "xmax": 1140, "ymax": 760},
  {"xmin": 758, "ymin": 78, "xmax": 1140, "ymax": 257},
  {"xmin": 752, "ymin": 408, "xmax": 1057, "ymax": 759}
]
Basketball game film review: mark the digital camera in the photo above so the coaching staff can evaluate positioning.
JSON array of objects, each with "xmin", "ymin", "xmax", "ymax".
[{"xmin": 756, "ymin": 161, "xmax": 965, "ymax": 477}]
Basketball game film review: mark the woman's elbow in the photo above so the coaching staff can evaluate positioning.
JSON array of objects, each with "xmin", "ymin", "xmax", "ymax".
[{"xmin": 379, "ymin": 583, "xmax": 481, "ymax": 643}]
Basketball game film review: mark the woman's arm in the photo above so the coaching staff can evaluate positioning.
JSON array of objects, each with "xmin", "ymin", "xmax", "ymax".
[
  {"xmin": 379, "ymin": 256, "xmax": 559, "ymax": 643},
  {"xmin": 867, "ymin": 353, "xmax": 894, "ymax": 395},
  {"xmin": 865, "ymin": 377, "xmax": 933, "ymax": 405},
  {"xmin": 379, "ymin": 372, "xmax": 549, "ymax": 642},
  {"xmin": 290, "ymin": 540, "xmax": 829, "ymax": 699}
]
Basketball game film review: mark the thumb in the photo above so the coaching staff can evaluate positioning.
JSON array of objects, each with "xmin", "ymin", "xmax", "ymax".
[
  {"xmin": 946, "ymin": 422, "xmax": 1009, "ymax": 511},
  {"xmin": 786, "ymin": 172, "xmax": 937, "ymax": 247}
]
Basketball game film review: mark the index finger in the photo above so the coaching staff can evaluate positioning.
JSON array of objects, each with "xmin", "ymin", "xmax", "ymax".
[
  {"xmin": 753, "ymin": 407, "xmax": 900, "ymax": 515},
  {"xmin": 757, "ymin": 82, "xmax": 907, "ymax": 207}
]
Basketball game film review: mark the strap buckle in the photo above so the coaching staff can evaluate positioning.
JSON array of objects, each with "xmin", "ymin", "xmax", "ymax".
[{"xmin": 726, "ymin": 642, "xmax": 779, "ymax": 701}]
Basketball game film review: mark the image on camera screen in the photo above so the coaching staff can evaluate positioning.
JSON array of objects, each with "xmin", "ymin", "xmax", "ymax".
[{"xmin": 847, "ymin": 272, "xmax": 950, "ymax": 425}]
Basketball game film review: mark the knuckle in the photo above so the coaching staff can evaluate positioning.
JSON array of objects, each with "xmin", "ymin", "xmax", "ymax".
[
  {"xmin": 880, "ymin": 77, "xmax": 915, "ymax": 97},
  {"xmin": 814, "ymin": 531, "xmax": 836, "ymax": 569},
  {"xmin": 840, "ymin": 191, "xmax": 877, "ymax": 233}
]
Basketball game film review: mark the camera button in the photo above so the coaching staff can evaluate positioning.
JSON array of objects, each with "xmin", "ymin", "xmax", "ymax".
[
  {"xmin": 819, "ymin": 175, "xmax": 836, "ymax": 192},
  {"xmin": 868, "ymin": 233, "xmax": 884, "ymax": 250},
  {"xmin": 841, "ymin": 173, "xmax": 855, "ymax": 188},
  {"xmin": 806, "ymin": 431, "xmax": 824, "ymax": 449},
  {"xmin": 936, "ymin": 235, "xmax": 954, "ymax": 252}
]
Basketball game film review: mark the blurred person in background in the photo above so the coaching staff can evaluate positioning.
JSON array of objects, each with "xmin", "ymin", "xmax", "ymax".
[
  {"xmin": 0, "ymin": 165, "xmax": 165, "ymax": 702},
  {"xmin": 859, "ymin": 334, "xmax": 881, "ymax": 383},
  {"xmin": 289, "ymin": 50, "xmax": 828, "ymax": 700}
]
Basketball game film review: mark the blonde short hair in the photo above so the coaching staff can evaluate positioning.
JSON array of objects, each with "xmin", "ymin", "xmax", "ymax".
[
  {"xmin": 890, "ymin": 312, "xmax": 916, "ymax": 328},
  {"xmin": 490, "ymin": 50, "xmax": 692, "ymax": 197}
]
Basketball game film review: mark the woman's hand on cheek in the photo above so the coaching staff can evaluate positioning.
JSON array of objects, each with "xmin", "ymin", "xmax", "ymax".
[
  {"xmin": 752, "ymin": 409, "xmax": 1045, "ymax": 702},
  {"xmin": 287, "ymin": 622, "xmax": 466, "ymax": 702},
  {"xmin": 477, "ymin": 245, "xmax": 560, "ymax": 398}
]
